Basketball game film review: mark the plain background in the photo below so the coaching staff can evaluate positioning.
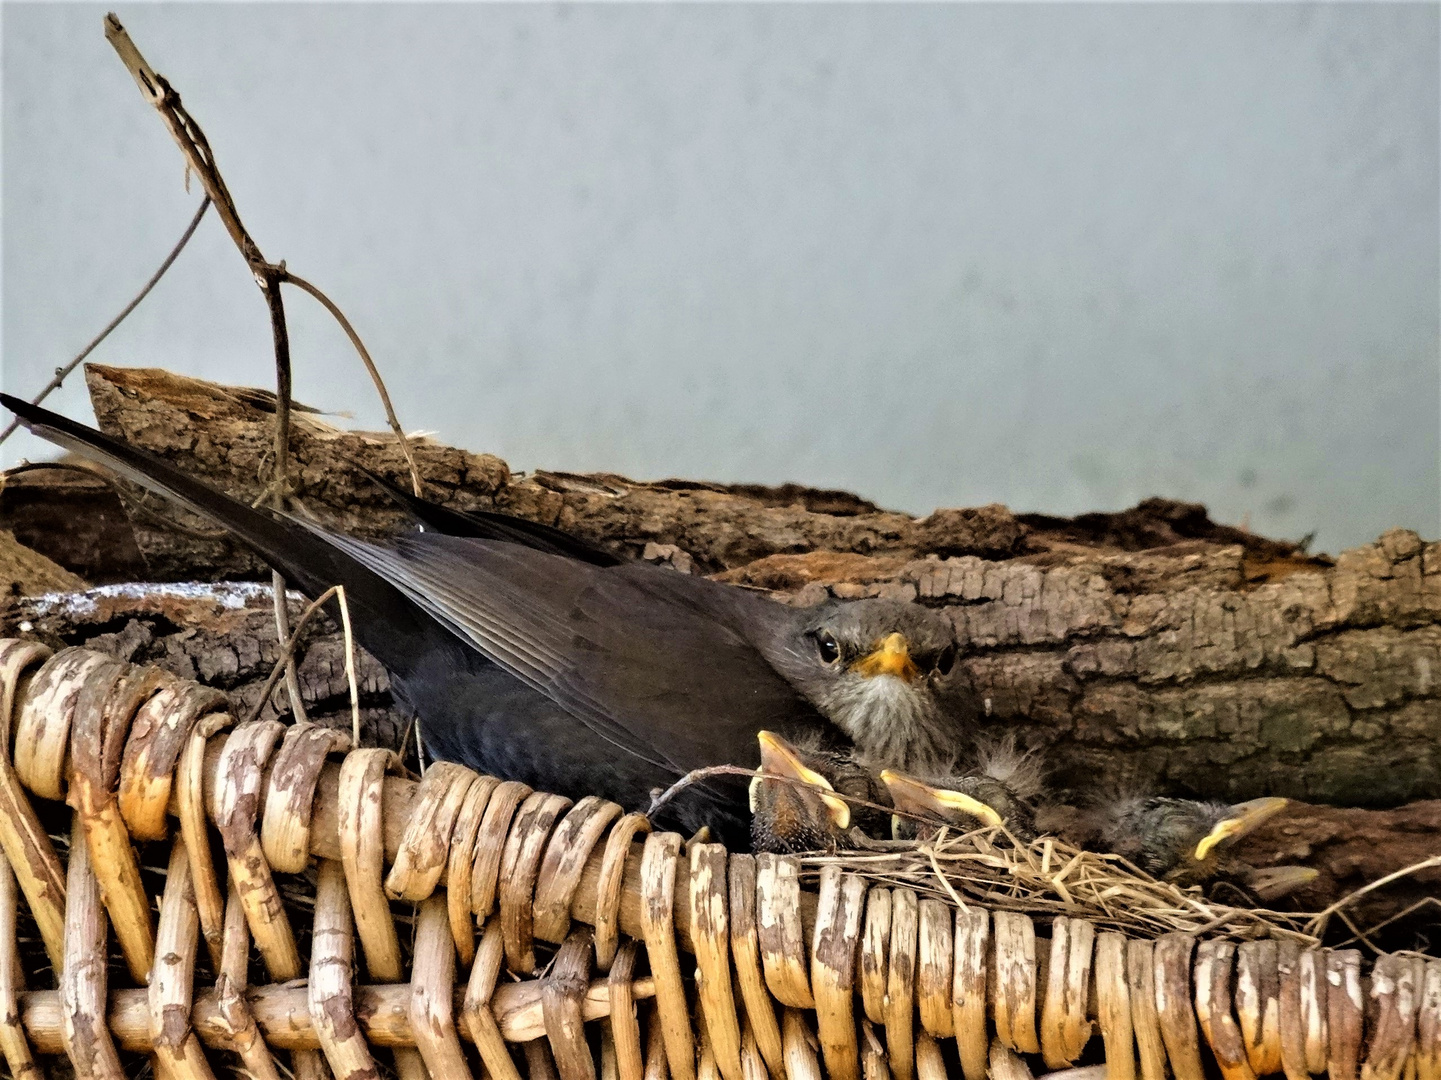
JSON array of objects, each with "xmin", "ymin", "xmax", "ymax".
[{"xmin": 4, "ymin": 3, "xmax": 1438, "ymax": 556}]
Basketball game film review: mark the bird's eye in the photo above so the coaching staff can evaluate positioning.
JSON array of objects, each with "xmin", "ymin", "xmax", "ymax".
[
  {"xmin": 815, "ymin": 631, "xmax": 841, "ymax": 665},
  {"xmin": 934, "ymin": 644, "xmax": 957, "ymax": 676}
]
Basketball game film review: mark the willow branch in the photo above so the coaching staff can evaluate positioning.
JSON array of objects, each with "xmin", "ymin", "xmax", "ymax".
[
  {"xmin": 243, "ymin": 585, "xmax": 343, "ymax": 726},
  {"xmin": 279, "ymin": 271, "xmax": 423, "ymax": 496}
]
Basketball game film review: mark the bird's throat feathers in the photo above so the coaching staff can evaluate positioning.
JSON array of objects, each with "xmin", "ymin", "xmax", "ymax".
[{"xmin": 826, "ymin": 673, "xmax": 953, "ymax": 774}]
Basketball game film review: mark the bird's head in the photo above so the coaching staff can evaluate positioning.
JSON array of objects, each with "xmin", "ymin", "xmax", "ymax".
[
  {"xmin": 1112, "ymin": 795, "xmax": 1314, "ymax": 895},
  {"xmin": 881, "ymin": 769, "xmax": 1009, "ymax": 841},
  {"xmin": 749, "ymin": 730, "xmax": 853, "ymax": 854},
  {"xmin": 780, "ymin": 599, "xmax": 964, "ymax": 774}
]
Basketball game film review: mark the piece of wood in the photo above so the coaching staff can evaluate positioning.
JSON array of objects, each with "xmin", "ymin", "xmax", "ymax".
[
  {"xmin": 1238, "ymin": 940, "xmax": 1284, "ymax": 1078},
  {"xmin": 1127, "ymin": 938, "xmax": 1169, "ymax": 1080},
  {"xmin": 1094, "ymin": 932, "xmax": 1135, "ymax": 1080},
  {"xmin": 607, "ymin": 942, "xmax": 645, "ymax": 1080},
  {"xmin": 1278, "ymin": 941, "xmax": 1311, "ymax": 1080},
  {"xmin": 499, "ymin": 790, "xmax": 573, "ymax": 974},
  {"xmin": 1195, "ymin": 940, "xmax": 1257, "ymax": 1080},
  {"xmin": 385, "ymin": 762, "xmax": 477, "ymax": 902},
  {"xmin": 727, "ymin": 853, "xmax": 785, "ymax": 1080},
  {"xmin": 781, "ymin": 1008, "xmax": 823, "ymax": 1080},
  {"xmin": 59, "ymin": 815, "xmax": 125, "ymax": 1080},
  {"xmin": 445, "ymin": 774, "xmax": 500, "ymax": 963},
  {"xmin": 988, "ymin": 1039, "xmax": 1035, "ymax": 1080},
  {"xmin": 80, "ymin": 363, "xmax": 1441, "ymax": 821},
  {"xmin": 953, "ymin": 907, "xmax": 990, "ymax": 1080},
  {"xmin": 860, "ymin": 1018, "xmax": 891, "ymax": 1080},
  {"xmin": 309, "ymin": 859, "xmax": 378, "ymax": 1080},
  {"xmin": 690, "ymin": 844, "xmax": 742, "ymax": 1080},
  {"xmin": 1417, "ymin": 960, "xmax": 1441, "ymax": 1080},
  {"xmin": 1040, "ymin": 916, "xmax": 1095, "ymax": 1067},
  {"xmin": 885, "ymin": 887, "xmax": 919, "ymax": 1080},
  {"xmin": 542, "ymin": 926, "xmax": 597, "ymax": 1080},
  {"xmin": 810, "ymin": 867, "xmax": 867, "ymax": 1080},
  {"xmin": 0, "ymin": 856, "xmax": 38, "ymax": 1080},
  {"xmin": 640, "ymin": 832, "xmax": 695, "ymax": 1080},
  {"xmin": 1362, "ymin": 955, "xmax": 1421, "ymax": 1080},
  {"xmin": 149, "ymin": 837, "xmax": 217, "ymax": 1080},
  {"xmin": 860, "ymin": 888, "xmax": 891, "ymax": 1026},
  {"xmin": 914, "ymin": 1032, "xmax": 949, "ymax": 1080},
  {"xmin": 409, "ymin": 894, "xmax": 474, "ymax": 1080},
  {"xmin": 459, "ymin": 918, "xmax": 523, "ymax": 1080},
  {"xmin": 1153, "ymin": 933, "xmax": 1206, "ymax": 1080},
  {"xmin": 68, "ymin": 659, "xmax": 163, "ymax": 985},
  {"xmin": 260, "ymin": 722, "xmax": 349, "ymax": 874},
  {"xmin": 213, "ymin": 885, "xmax": 282, "ymax": 1080},
  {"xmin": 1328, "ymin": 950, "xmax": 1366, "ymax": 1080},
  {"xmin": 993, "ymin": 911, "xmax": 1041, "ymax": 1055},
  {"xmin": 916, "ymin": 898, "xmax": 954, "ymax": 1040},
  {"xmin": 756, "ymin": 854, "xmax": 814, "ymax": 1009}
]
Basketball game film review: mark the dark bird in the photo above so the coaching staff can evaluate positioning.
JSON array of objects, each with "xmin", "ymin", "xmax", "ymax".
[
  {"xmin": 748, "ymin": 730, "xmax": 890, "ymax": 853},
  {"xmin": 5, "ymin": 396, "xmax": 970, "ymax": 844},
  {"xmin": 882, "ymin": 739, "xmax": 1043, "ymax": 843},
  {"xmin": 359, "ymin": 465, "xmax": 622, "ymax": 566},
  {"xmin": 1096, "ymin": 795, "xmax": 1316, "ymax": 897}
]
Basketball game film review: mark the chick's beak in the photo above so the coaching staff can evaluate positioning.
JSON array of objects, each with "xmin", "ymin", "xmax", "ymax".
[
  {"xmin": 852, "ymin": 633, "xmax": 920, "ymax": 682},
  {"xmin": 751, "ymin": 731, "xmax": 850, "ymax": 829},
  {"xmin": 1193, "ymin": 797, "xmax": 1290, "ymax": 862},
  {"xmin": 880, "ymin": 769, "xmax": 1005, "ymax": 829}
]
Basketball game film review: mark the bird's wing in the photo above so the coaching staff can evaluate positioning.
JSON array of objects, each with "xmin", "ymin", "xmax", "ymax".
[{"xmin": 318, "ymin": 529, "xmax": 821, "ymax": 779}]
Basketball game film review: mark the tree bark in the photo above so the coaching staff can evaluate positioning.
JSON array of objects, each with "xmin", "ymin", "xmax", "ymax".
[{"xmin": 73, "ymin": 362, "xmax": 1439, "ymax": 815}]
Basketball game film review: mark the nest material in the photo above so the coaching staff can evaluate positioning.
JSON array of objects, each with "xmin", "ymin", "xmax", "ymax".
[
  {"xmin": 800, "ymin": 831, "xmax": 1319, "ymax": 945},
  {"xmin": 0, "ymin": 636, "xmax": 1434, "ymax": 1080}
]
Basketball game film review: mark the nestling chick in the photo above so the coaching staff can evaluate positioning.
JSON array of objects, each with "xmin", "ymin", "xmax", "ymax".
[
  {"xmin": 882, "ymin": 738, "xmax": 1044, "ymax": 842},
  {"xmin": 748, "ymin": 731, "xmax": 889, "ymax": 854},
  {"xmin": 1096, "ymin": 795, "xmax": 1316, "ymax": 897}
]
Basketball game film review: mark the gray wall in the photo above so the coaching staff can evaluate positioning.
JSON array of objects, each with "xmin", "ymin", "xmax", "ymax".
[{"xmin": 4, "ymin": 3, "xmax": 1437, "ymax": 555}]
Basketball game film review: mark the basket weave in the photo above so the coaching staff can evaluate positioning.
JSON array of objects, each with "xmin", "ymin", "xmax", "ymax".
[{"xmin": 0, "ymin": 637, "xmax": 1435, "ymax": 1080}]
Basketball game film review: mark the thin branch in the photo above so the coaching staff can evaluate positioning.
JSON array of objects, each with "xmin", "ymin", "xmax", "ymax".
[
  {"xmin": 107, "ymin": 15, "xmax": 308, "ymax": 715},
  {"xmin": 242, "ymin": 585, "xmax": 342, "ymax": 726},
  {"xmin": 334, "ymin": 585, "xmax": 362, "ymax": 748},
  {"xmin": 645, "ymin": 762, "xmax": 916, "ymax": 826},
  {"xmin": 0, "ymin": 197, "xmax": 211, "ymax": 447},
  {"xmin": 1303, "ymin": 854, "xmax": 1441, "ymax": 939},
  {"xmin": 279, "ymin": 270, "xmax": 423, "ymax": 497},
  {"xmin": 270, "ymin": 569, "xmax": 308, "ymax": 724}
]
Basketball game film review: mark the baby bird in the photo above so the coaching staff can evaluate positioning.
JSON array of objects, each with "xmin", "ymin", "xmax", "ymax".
[
  {"xmin": 882, "ymin": 738, "xmax": 1044, "ymax": 843},
  {"xmin": 1096, "ymin": 795, "xmax": 1315, "ymax": 897},
  {"xmin": 748, "ymin": 731, "xmax": 890, "ymax": 854}
]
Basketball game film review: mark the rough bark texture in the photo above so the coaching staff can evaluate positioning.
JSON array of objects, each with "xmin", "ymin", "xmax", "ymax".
[
  {"xmin": 1, "ymin": 584, "xmax": 405, "ymax": 754},
  {"xmin": 75, "ymin": 363, "xmax": 1439, "ymax": 814},
  {"xmin": 0, "ymin": 466, "xmax": 147, "ymax": 584},
  {"xmin": 0, "ymin": 531, "xmax": 86, "ymax": 598}
]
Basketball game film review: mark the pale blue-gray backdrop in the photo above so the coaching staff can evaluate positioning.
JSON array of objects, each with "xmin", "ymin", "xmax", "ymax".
[{"xmin": 4, "ymin": 3, "xmax": 1438, "ymax": 555}]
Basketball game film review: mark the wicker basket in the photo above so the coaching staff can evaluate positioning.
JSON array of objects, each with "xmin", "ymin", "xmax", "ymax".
[{"xmin": 0, "ymin": 637, "xmax": 1434, "ymax": 1080}]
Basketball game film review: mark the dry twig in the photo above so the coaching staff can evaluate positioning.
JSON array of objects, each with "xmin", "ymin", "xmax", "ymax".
[{"xmin": 0, "ymin": 197, "xmax": 211, "ymax": 447}]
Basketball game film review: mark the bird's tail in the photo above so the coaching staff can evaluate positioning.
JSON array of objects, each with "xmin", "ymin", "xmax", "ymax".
[
  {"xmin": 1, "ymin": 394, "xmax": 441, "ymax": 669},
  {"xmin": 358, "ymin": 464, "xmax": 621, "ymax": 566}
]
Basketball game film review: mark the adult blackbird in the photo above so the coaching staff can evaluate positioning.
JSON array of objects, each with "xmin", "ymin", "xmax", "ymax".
[{"xmin": 5, "ymin": 396, "xmax": 969, "ymax": 843}]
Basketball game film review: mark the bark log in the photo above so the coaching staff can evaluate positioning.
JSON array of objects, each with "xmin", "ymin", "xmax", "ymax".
[{"xmin": 73, "ymin": 363, "xmax": 1439, "ymax": 813}]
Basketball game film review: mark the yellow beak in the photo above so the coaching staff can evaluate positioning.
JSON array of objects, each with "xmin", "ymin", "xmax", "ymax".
[
  {"xmin": 751, "ymin": 731, "xmax": 851, "ymax": 830},
  {"xmin": 1193, "ymin": 797, "xmax": 1290, "ymax": 862},
  {"xmin": 852, "ymin": 633, "xmax": 920, "ymax": 682},
  {"xmin": 880, "ymin": 769, "xmax": 1005, "ymax": 831}
]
